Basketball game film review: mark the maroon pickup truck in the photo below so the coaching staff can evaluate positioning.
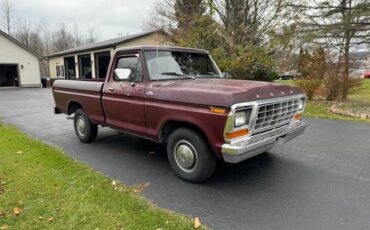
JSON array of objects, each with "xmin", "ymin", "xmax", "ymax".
[{"xmin": 53, "ymin": 46, "xmax": 307, "ymax": 182}]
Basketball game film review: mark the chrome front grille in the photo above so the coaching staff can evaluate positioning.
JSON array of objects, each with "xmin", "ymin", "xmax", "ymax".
[{"xmin": 253, "ymin": 98, "xmax": 301, "ymax": 132}]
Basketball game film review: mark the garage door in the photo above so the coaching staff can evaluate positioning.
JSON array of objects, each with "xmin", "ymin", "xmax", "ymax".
[{"xmin": 0, "ymin": 64, "xmax": 19, "ymax": 87}]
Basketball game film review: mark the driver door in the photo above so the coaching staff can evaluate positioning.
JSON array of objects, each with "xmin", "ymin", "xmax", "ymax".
[{"xmin": 102, "ymin": 52, "xmax": 147, "ymax": 136}]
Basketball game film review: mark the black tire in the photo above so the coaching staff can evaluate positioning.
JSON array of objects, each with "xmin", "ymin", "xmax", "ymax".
[
  {"xmin": 167, "ymin": 128, "xmax": 217, "ymax": 183},
  {"xmin": 73, "ymin": 109, "xmax": 98, "ymax": 143}
]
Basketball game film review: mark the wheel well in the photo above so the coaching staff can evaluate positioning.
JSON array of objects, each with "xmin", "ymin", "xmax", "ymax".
[
  {"xmin": 160, "ymin": 121, "xmax": 208, "ymax": 144},
  {"xmin": 68, "ymin": 102, "xmax": 82, "ymax": 115}
]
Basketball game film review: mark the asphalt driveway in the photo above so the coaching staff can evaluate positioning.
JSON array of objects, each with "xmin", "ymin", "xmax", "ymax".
[{"xmin": 1, "ymin": 88, "xmax": 370, "ymax": 230}]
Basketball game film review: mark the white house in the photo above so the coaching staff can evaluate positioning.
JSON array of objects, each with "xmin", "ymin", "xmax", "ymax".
[
  {"xmin": 349, "ymin": 51, "xmax": 370, "ymax": 78},
  {"xmin": 0, "ymin": 30, "xmax": 42, "ymax": 87}
]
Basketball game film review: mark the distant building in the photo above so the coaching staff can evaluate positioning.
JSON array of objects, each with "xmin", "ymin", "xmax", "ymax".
[
  {"xmin": 0, "ymin": 30, "xmax": 42, "ymax": 87},
  {"xmin": 349, "ymin": 51, "xmax": 370, "ymax": 78},
  {"xmin": 47, "ymin": 30, "xmax": 172, "ymax": 80}
]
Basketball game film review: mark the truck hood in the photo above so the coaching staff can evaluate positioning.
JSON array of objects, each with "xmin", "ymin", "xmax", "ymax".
[{"xmin": 155, "ymin": 79, "xmax": 303, "ymax": 107}]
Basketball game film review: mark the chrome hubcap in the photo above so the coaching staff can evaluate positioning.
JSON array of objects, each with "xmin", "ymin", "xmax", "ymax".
[
  {"xmin": 174, "ymin": 140, "xmax": 197, "ymax": 172},
  {"xmin": 76, "ymin": 117, "xmax": 86, "ymax": 137}
]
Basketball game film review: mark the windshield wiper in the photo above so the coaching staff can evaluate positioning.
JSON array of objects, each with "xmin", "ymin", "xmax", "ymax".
[
  {"xmin": 161, "ymin": 72, "xmax": 196, "ymax": 80},
  {"xmin": 199, "ymin": 72, "xmax": 222, "ymax": 78}
]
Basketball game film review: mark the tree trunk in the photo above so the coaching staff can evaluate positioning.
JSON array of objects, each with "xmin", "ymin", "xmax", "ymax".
[
  {"xmin": 342, "ymin": 36, "xmax": 350, "ymax": 99},
  {"xmin": 7, "ymin": 15, "xmax": 10, "ymax": 34},
  {"xmin": 341, "ymin": 0, "xmax": 351, "ymax": 100}
]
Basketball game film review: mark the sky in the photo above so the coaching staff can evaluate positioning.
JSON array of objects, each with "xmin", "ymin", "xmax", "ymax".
[{"xmin": 7, "ymin": 0, "xmax": 156, "ymax": 40}]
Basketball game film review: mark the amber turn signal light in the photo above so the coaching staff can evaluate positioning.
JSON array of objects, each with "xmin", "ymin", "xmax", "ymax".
[
  {"xmin": 210, "ymin": 107, "xmax": 226, "ymax": 114},
  {"xmin": 226, "ymin": 129, "xmax": 249, "ymax": 139},
  {"xmin": 293, "ymin": 113, "xmax": 302, "ymax": 120}
]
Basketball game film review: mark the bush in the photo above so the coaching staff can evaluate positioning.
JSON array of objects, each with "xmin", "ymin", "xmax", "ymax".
[
  {"xmin": 294, "ymin": 78, "xmax": 322, "ymax": 100},
  {"xmin": 251, "ymin": 70, "xmax": 279, "ymax": 82},
  {"xmin": 348, "ymin": 77, "xmax": 362, "ymax": 89},
  {"xmin": 295, "ymin": 47, "xmax": 362, "ymax": 101},
  {"xmin": 295, "ymin": 47, "xmax": 325, "ymax": 99},
  {"xmin": 321, "ymin": 64, "xmax": 362, "ymax": 101},
  {"xmin": 211, "ymin": 44, "xmax": 275, "ymax": 81},
  {"xmin": 322, "ymin": 67, "xmax": 341, "ymax": 100}
]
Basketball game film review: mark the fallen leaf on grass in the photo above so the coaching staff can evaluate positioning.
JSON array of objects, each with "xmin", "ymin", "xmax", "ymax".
[
  {"xmin": 0, "ymin": 211, "xmax": 5, "ymax": 218},
  {"xmin": 13, "ymin": 207, "xmax": 22, "ymax": 215},
  {"xmin": 16, "ymin": 151, "xmax": 23, "ymax": 154},
  {"xmin": 111, "ymin": 179, "xmax": 118, "ymax": 190},
  {"xmin": 194, "ymin": 217, "xmax": 201, "ymax": 229},
  {"xmin": 0, "ymin": 225, "xmax": 9, "ymax": 230},
  {"xmin": 133, "ymin": 182, "xmax": 150, "ymax": 193},
  {"xmin": 38, "ymin": 216, "xmax": 43, "ymax": 220},
  {"xmin": 47, "ymin": 217, "xmax": 54, "ymax": 222}
]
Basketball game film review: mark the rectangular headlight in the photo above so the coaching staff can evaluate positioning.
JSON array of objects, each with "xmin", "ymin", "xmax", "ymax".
[
  {"xmin": 234, "ymin": 109, "xmax": 251, "ymax": 127},
  {"xmin": 298, "ymin": 98, "xmax": 305, "ymax": 110}
]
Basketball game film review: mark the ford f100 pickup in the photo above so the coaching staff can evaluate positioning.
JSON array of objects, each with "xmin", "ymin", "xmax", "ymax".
[{"xmin": 52, "ymin": 46, "xmax": 307, "ymax": 182}]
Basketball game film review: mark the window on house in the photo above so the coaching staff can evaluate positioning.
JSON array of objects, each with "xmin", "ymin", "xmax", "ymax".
[
  {"xmin": 56, "ymin": 65, "xmax": 65, "ymax": 78},
  {"xmin": 79, "ymin": 54, "xmax": 92, "ymax": 79},
  {"xmin": 64, "ymin": 56, "xmax": 76, "ymax": 79},
  {"xmin": 95, "ymin": 51, "xmax": 111, "ymax": 79}
]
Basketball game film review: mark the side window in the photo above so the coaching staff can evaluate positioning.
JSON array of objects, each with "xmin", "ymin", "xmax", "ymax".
[
  {"xmin": 114, "ymin": 54, "xmax": 143, "ymax": 83},
  {"xmin": 135, "ymin": 60, "xmax": 144, "ymax": 83}
]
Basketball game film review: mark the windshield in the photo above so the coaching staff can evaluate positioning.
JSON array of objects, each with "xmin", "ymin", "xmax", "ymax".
[{"xmin": 144, "ymin": 50, "xmax": 221, "ymax": 80}]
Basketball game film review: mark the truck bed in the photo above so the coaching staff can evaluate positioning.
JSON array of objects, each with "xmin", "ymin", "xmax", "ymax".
[{"xmin": 53, "ymin": 79, "xmax": 106, "ymax": 124}]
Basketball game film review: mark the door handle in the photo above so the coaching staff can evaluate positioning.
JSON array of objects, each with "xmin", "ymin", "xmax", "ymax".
[{"xmin": 108, "ymin": 87, "xmax": 114, "ymax": 91}]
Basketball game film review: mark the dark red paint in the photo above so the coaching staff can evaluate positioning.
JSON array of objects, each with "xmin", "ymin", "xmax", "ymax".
[{"xmin": 52, "ymin": 46, "xmax": 303, "ymax": 157}]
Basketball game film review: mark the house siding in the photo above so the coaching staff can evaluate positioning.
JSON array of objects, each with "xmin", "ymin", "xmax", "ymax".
[
  {"xmin": 350, "ymin": 52, "xmax": 370, "ymax": 78},
  {"xmin": 0, "ymin": 33, "xmax": 41, "ymax": 87},
  {"xmin": 48, "ymin": 33, "xmax": 172, "ymax": 79}
]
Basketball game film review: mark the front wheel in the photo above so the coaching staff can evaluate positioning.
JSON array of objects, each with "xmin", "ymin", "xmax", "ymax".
[
  {"xmin": 167, "ymin": 128, "xmax": 217, "ymax": 183},
  {"xmin": 74, "ymin": 109, "xmax": 98, "ymax": 143}
]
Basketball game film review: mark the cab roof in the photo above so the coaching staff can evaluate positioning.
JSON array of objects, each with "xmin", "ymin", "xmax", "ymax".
[{"xmin": 114, "ymin": 45, "xmax": 209, "ymax": 54}]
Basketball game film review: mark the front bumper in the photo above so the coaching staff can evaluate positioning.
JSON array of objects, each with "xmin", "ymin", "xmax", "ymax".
[{"xmin": 222, "ymin": 120, "xmax": 307, "ymax": 163}]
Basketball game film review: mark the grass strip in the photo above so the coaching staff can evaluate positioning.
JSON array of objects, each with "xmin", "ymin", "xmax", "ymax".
[{"xmin": 0, "ymin": 123, "xmax": 202, "ymax": 230}]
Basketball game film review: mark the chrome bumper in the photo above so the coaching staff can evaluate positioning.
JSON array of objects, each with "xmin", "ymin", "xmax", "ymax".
[{"xmin": 222, "ymin": 120, "xmax": 307, "ymax": 163}]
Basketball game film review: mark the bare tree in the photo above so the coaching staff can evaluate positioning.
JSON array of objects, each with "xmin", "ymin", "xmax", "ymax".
[
  {"xmin": 73, "ymin": 24, "xmax": 84, "ymax": 47},
  {"xmin": 289, "ymin": 0, "xmax": 370, "ymax": 99},
  {"xmin": 1, "ymin": 0, "xmax": 14, "ymax": 34},
  {"xmin": 210, "ymin": 0, "xmax": 290, "ymax": 46},
  {"xmin": 14, "ymin": 17, "xmax": 32, "ymax": 47},
  {"xmin": 38, "ymin": 18, "xmax": 52, "ymax": 54},
  {"xmin": 85, "ymin": 27, "xmax": 98, "ymax": 44},
  {"xmin": 51, "ymin": 23, "xmax": 75, "ymax": 52},
  {"xmin": 28, "ymin": 22, "xmax": 43, "ymax": 54}
]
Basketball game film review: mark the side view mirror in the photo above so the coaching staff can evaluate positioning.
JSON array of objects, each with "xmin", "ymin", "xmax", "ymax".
[{"xmin": 114, "ymin": 68, "xmax": 131, "ymax": 81}]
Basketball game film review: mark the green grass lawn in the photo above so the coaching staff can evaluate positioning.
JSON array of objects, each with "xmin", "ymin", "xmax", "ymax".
[
  {"xmin": 274, "ymin": 79, "xmax": 294, "ymax": 86},
  {"xmin": 0, "ymin": 123, "xmax": 202, "ymax": 230},
  {"xmin": 303, "ymin": 100, "xmax": 369, "ymax": 123},
  {"xmin": 344, "ymin": 79, "xmax": 370, "ymax": 112},
  {"xmin": 275, "ymin": 79, "xmax": 370, "ymax": 123}
]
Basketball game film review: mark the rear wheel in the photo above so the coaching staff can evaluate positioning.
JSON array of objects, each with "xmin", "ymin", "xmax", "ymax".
[
  {"xmin": 74, "ymin": 109, "xmax": 98, "ymax": 143},
  {"xmin": 167, "ymin": 128, "xmax": 217, "ymax": 182}
]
